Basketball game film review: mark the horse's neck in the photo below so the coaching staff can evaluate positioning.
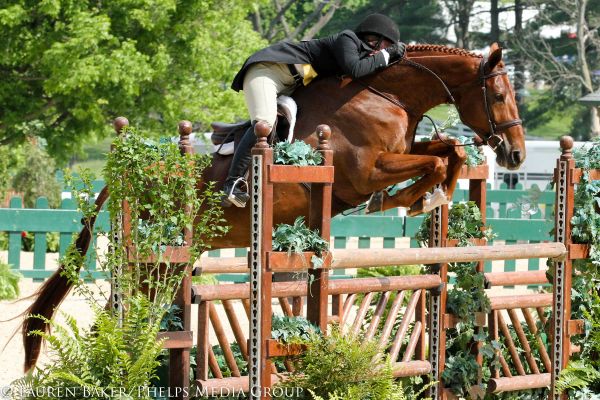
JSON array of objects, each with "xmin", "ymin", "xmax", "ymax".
[
  {"xmin": 375, "ymin": 53, "xmax": 480, "ymax": 117},
  {"xmin": 292, "ymin": 54, "xmax": 480, "ymax": 139}
]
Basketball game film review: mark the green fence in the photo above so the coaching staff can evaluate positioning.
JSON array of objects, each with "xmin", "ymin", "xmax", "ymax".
[
  {"xmin": 0, "ymin": 196, "xmax": 110, "ymax": 280},
  {"xmin": 1, "ymin": 184, "xmax": 555, "ymax": 281}
]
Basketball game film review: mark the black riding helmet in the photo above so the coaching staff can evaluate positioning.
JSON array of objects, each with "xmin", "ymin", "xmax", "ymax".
[{"xmin": 355, "ymin": 13, "xmax": 400, "ymax": 43}]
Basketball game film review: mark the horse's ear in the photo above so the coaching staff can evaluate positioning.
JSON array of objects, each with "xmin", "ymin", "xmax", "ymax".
[{"xmin": 485, "ymin": 43, "xmax": 503, "ymax": 73}]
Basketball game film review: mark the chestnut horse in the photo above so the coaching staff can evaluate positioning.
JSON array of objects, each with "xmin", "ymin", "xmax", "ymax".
[{"xmin": 23, "ymin": 43, "xmax": 524, "ymax": 371}]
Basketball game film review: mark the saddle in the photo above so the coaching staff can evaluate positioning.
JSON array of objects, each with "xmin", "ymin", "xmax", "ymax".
[{"xmin": 210, "ymin": 96, "xmax": 298, "ymax": 155}]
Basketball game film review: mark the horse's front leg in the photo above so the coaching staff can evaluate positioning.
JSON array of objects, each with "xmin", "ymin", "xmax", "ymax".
[
  {"xmin": 365, "ymin": 153, "xmax": 448, "ymax": 214},
  {"xmin": 410, "ymin": 139, "xmax": 467, "ymax": 201}
]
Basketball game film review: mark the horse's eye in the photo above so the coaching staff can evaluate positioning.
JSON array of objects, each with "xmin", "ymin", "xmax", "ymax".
[{"xmin": 494, "ymin": 93, "xmax": 504, "ymax": 102}]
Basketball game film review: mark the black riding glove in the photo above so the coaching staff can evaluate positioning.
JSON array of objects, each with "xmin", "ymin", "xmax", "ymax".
[{"xmin": 386, "ymin": 42, "xmax": 406, "ymax": 62}]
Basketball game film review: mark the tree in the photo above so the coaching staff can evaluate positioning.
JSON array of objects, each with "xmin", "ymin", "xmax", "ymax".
[
  {"xmin": 252, "ymin": 0, "xmax": 342, "ymax": 42},
  {"xmin": 442, "ymin": 0, "xmax": 476, "ymax": 48},
  {"xmin": 11, "ymin": 140, "xmax": 61, "ymax": 208},
  {"xmin": 0, "ymin": 0, "xmax": 266, "ymax": 163},
  {"xmin": 321, "ymin": 0, "xmax": 447, "ymax": 44},
  {"xmin": 490, "ymin": 0, "xmax": 500, "ymax": 44},
  {"xmin": 513, "ymin": 0, "xmax": 600, "ymax": 138}
]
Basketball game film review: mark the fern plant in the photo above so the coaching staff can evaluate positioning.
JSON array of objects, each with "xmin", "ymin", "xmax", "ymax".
[
  {"xmin": 557, "ymin": 360, "xmax": 600, "ymax": 395},
  {"xmin": 15, "ymin": 296, "xmax": 164, "ymax": 399},
  {"xmin": 307, "ymin": 378, "xmax": 434, "ymax": 400},
  {"xmin": 275, "ymin": 326, "xmax": 407, "ymax": 400}
]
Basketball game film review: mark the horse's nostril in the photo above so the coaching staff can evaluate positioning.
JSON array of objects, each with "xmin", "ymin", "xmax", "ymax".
[{"xmin": 510, "ymin": 150, "xmax": 522, "ymax": 165}]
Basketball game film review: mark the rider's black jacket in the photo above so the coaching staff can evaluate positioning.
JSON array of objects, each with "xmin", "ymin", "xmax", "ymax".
[{"xmin": 231, "ymin": 30, "xmax": 387, "ymax": 91}]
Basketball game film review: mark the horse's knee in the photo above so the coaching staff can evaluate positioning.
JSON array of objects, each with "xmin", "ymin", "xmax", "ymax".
[
  {"xmin": 455, "ymin": 146, "xmax": 467, "ymax": 163},
  {"xmin": 431, "ymin": 157, "xmax": 447, "ymax": 181}
]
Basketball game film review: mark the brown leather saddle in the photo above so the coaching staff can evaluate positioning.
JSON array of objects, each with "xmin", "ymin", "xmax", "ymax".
[{"xmin": 209, "ymin": 101, "xmax": 295, "ymax": 150}]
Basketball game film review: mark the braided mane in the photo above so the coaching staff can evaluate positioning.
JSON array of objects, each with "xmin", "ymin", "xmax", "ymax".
[{"xmin": 406, "ymin": 44, "xmax": 483, "ymax": 58}]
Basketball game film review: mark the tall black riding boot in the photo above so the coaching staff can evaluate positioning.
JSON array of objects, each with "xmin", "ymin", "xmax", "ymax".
[{"xmin": 221, "ymin": 125, "xmax": 257, "ymax": 207}]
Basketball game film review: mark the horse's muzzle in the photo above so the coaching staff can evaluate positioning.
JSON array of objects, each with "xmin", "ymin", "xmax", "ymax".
[
  {"xmin": 510, "ymin": 150, "xmax": 523, "ymax": 166},
  {"xmin": 503, "ymin": 147, "xmax": 525, "ymax": 170}
]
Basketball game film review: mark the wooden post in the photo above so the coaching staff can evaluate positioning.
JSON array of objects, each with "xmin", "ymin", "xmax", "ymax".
[
  {"xmin": 249, "ymin": 123, "xmax": 334, "ymax": 399},
  {"xmin": 306, "ymin": 125, "xmax": 333, "ymax": 332},
  {"xmin": 115, "ymin": 118, "xmax": 194, "ymax": 400},
  {"xmin": 429, "ymin": 196, "xmax": 448, "ymax": 399},
  {"xmin": 550, "ymin": 136, "xmax": 575, "ymax": 400},
  {"xmin": 168, "ymin": 121, "xmax": 194, "ymax": 400},
  {"xmin": 469, "ymin": 170, "xmax": 487, "ymax": 368},
  {"xmin": 249, "ymin": 121, "xmax": 274, "ymax": 400},
  {"xmin": 112, "ymin": 117, "xmax": 129, "ymax": 326}
]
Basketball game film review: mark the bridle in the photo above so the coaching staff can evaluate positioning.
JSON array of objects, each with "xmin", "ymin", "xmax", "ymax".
[
  {"xmin": 359, "ymin": 55, "xmax": 522, "ymax": 151},
  {"xmin": 475, "ymin": 58, "xmax": 522, "ymax": 150}
]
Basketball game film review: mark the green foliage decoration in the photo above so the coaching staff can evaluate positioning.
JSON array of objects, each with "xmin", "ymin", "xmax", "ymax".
[
  {"xmin": 458, "ymin": 136, "xmax": 486, "ymax": 167},
  {"xmin": 12, "ymin": 128, "xmax": 227, "ymax": 397},
  {"xmin": 273, "ymin": 140, "xmax": 323, "ymax": 166},
  {"xmin": 272, "ymin": 216, "xmax": 329, "ymax": 268},
  {"xmin": 275, "ymin": 326, "xmax": 406, "ymax": 400},
  {"xmin": 417, "ymin": 201, "xmax": 497, "ymax": 396},
  {"xmin": 0, "ymin": 260, "xmax": 20, "ymax": 300},
  {"xmin": 271, "ymin": 315, "xmax": 321, "ymax": 344},
  {"xmin": 550, "ymin": 138, "xmax": 600, "ymax": 396},
  {"xmin": 159, "ymin": 305, "xmax": 183, "ymax": 332}
]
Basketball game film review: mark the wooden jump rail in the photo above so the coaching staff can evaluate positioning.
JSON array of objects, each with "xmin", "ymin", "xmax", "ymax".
[
  {"xmin": 426, "ymin": 136, "xmax": 591, "ymax": 400},
  {"xmin": 122, "ymin": 117, "xmax": 592, "ymax": 400},
  {"xmin": 192, "ymin": 274, "xmax": 443, "ymax": 301},
  {"xmin": 195, "ymin": 243, "xmax": 565, "ymax": 275},
  {"xmin": 484, "ymin": 270, "xmax": 549, "ymax": 287},
  {"xmin": 192, "ymin": 274, "xmax": 441, "ymax": 391}
]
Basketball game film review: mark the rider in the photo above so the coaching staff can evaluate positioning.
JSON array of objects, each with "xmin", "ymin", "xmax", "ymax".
[{"xmin": 222, "ymin": 13, "xmax": 406, "ymax": 207}]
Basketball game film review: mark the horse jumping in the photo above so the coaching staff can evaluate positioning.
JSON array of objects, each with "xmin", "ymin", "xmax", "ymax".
[{"xmin": 23, "ymin": 43, "xmax": 524, "ymax": 371}]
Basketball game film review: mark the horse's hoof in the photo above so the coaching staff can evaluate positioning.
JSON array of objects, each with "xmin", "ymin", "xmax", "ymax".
[
  {"xmin": 365, "ymin": 191, "xmax": 384, "ymax": 214},
  {"xmin": 407, "ymin": 198, "xmax": 424, "ymax": 216},
  {"xmin": 422, "ymin": 188, "xmax": 449, "ymax": 213}
]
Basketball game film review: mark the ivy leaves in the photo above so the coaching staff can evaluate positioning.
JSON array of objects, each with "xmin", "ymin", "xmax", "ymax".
[
  {"xmin": 416, "ymin": 201, "xmax": 495, "ymax": 247},
  {"xmin": 441, "ymin": 354, "xmax": 481, "ymax": 397},
  {"xmin": 416, "ymin": 201, "xmax": 496, "ymax": 396},
  {"xmin": 272, "ymin": 216, "xmax": 329, "ymax": 268},
  {"xmin": 560, "ymin": 138, "xmax": 600, "ymax": 396},
  {"xmin": 271, "ymin": 315, "xmax": 321, "ymax": 344},
  {"xmin": 273, "ymin": 141, "xmax": 323, "ymax": 166}
]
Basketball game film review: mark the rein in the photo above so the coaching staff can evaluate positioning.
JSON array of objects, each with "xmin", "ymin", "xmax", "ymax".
[{"xmin": 357, "ymin": 55, "xmax": 522, "ymax": 151}]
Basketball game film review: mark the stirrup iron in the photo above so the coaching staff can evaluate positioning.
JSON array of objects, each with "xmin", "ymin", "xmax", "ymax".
[{"xmin": 226, "ymin": 177, "xmax": 250, "ymax": 208}]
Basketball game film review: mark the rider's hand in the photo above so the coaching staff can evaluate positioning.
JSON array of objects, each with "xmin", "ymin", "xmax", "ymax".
[{"xmin": 386, "ymin": 41, "xmax": 406, "ymax": 62}]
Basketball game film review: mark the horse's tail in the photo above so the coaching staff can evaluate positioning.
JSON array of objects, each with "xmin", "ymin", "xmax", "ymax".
[{"xmin": 23, "ymin": 186, "xmax": 110, "ymax": 372}]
